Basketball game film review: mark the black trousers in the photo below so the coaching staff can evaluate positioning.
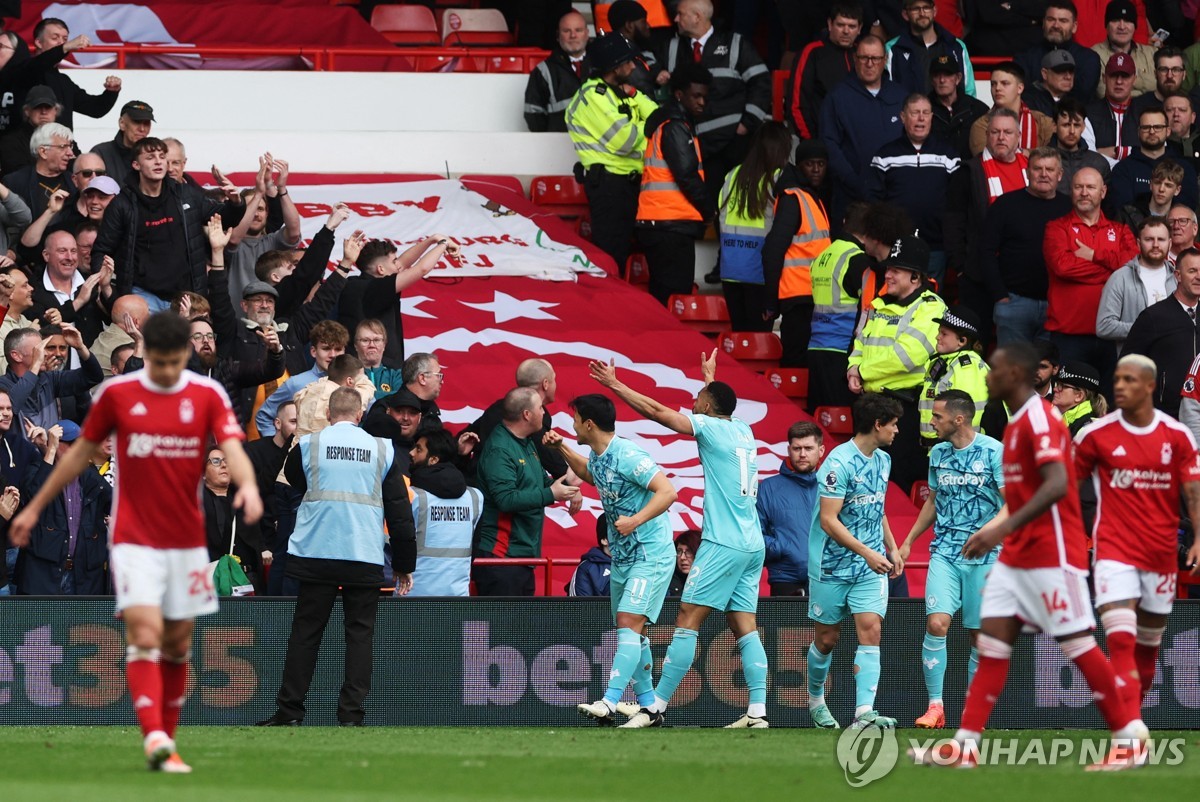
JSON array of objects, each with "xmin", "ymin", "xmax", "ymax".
[
  {"xmin": 780, "ymin": 298, "xmax": 815, "ymax": 367},
  {"xmin": 582, "ymin": 168, "xmax": 640, "ymax": 274},
  {"xmin": 472, "ymin": 563, "xmax": 536, "ymax": 596},
  {"xmin": 638, "ymin": 227, "xmax": 697, "ymax": 305},
  {"xmin": 806, "ymin": 349, "xmax": 855, "ymax": 413},
  {"xmin": 275, "ymin": 581, "xmax": 380, "ymax": 724},
  {"xmin": 769, "ymin": 580, "xmax": 809, "ymax": 597},
  {"xmin": 722, "ymin": 281, "xmax": 773, "ymax": 332},
  {"xmin": 882, "ymin": 395, "xmax": 927, "ymax": 494}
]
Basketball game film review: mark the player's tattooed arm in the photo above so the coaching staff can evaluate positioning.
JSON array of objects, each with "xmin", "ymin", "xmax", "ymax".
[
  {"xmin": 589, "ymin": 358, "xmax": 694, "ymax": 436},
  {"xmin": 1184, "ymin": 481, "xmax": 1200, "ymax": 575}
]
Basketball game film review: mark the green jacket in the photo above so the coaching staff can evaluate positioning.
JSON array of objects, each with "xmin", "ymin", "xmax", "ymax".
[{"xmin": 474, "ymin": 423, "xmax": 554, "ymax": 558}]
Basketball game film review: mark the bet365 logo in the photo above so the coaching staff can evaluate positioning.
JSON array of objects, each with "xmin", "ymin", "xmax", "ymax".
[{"xmin": 836, "ymin": 725, "xmax": 899, "ymax": 787}]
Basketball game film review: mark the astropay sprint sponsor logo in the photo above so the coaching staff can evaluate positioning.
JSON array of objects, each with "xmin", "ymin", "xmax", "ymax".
[{"xmin": 835, "ymin": 727, "xmax": 1187, "ymax": 785}]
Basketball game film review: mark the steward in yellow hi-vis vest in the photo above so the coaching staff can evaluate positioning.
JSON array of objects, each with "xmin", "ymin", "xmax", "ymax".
[
  {"xmin": 848, "ymin": 234, "xmax": 946, "ymax": 492},
  {"xmin": 636, "ymin": 62, "xmax": 715, "ymax": 305},
  {"xmin": 919, "ymin": 305, "xmax": 990, "ymax": 444},
  {"xmin": 564, "ymin": 33, "xmax": 658, "ymax": 274}
]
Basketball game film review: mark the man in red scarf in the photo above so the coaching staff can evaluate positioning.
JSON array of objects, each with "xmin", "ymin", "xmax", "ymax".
[{"xmin": 968, "ymin": 62, "xmax": 1053, "ymax": 156}]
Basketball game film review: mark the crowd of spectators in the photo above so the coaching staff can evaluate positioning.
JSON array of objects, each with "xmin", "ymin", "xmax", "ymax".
[{"xmin": 4, "ymin": 0, "xmax": 1200, "ymax": 600}]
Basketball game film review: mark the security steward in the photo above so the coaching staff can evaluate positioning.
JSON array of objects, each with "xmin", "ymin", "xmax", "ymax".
[
  {"xmin": 918, "ymin": 305, "xmax": 990, "ymax": 447},
  {"xmin": 847, "ymin": 234, "xmax": 947, "ymax": 492},
  {"xmin": 257, "ymin": 387, "xmax": 415, "ymax": 727},
  {"xmin": 636, "ymin": 62, "xmax": 715, "ymax": 306},
  {"xmin": 565, "ymin": 33, "xmax": 658, "ymax": 275},
  {"xmin": 761, "ymin": 167, "xmax": 832, "ymax": 368}
]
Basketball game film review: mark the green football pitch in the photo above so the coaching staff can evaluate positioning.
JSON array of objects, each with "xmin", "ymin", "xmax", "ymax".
[{"xmin": 2, "ymin": 727, "xmax": 1197, "ymax": 801}]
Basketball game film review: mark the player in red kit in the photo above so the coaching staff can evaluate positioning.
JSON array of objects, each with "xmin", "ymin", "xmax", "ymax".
[
  {"xmin": 912, "ymin": 342, "xmax": 1148, "ymax": 770},
  {"xmin": 9, "ymin": 312, "xmax": 262, "ymax": 774},
  {"xmin": 1075, "ymin": 354, "xmax": 1200, "ymax": 722}
]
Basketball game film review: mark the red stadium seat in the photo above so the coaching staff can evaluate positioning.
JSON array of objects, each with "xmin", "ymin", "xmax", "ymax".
[
  {"xmin": 530, "ymin": 174, "xmax": 588, "ymax": 218},
  {"xmin": 766, "ymin": 368, "xmax": 808, "ymax": 399},
  {"xmin": 574, "ymin": 214, "xmax": 592, "ymax": 242},
  {"xmin": 814, "ymin": 406, "xmax": 853, "ymax": 436},
  {"xmin": 460, "ymin": 173, "xmax": 525, "ymax": 198},
  {"xmin": 441, "ymin": 8, "xmax": 514, "ymax": 45},
  {"xmin": 910, "ymin": 480, "xmax": 930, "ymax": 507},
  {"xmin": 413, "ymin": 53, "xmax": 483, "ymax": 72},
  {"xmin": 370, "ymin": 5, "xmax": 440, "ymax": 45},
  {"xmin": 626, "ymin": 252, "xmax": 649, "ymax": 285},
  {"xmin": 668, "ymin": 293, "xmax": 729, "ymax": 334},
  {"xmin": 718, "ymin": 330, "xmax": 782, "ymax": 373},
  {"xmin": 484, "ymin": 54, "xmax": 527, "ymax": 72}
]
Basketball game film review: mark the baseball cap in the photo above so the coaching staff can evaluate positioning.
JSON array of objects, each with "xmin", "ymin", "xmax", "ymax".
[
  {"xmin": 24, "ymin": 85, "xmax": 57, "ymax": 109},
  {"xmin": 83, "ymin": 175, "xmax": 120, "ymax": 196},
  {"xmin": 588, "ymin": 33, "xmax": 636, "ymax": 73},
  {"xmin": 881, "ymin": 234, "xmax": 931, "ymax": 275},
  {"xmin": 607, "ymin": 0, "xmax": 647, "ymax": 30},
  {"xmin": 933, "ymin": 306, "xmax": 983, "ymax": 341},
  {"xmin": 1105, "ymin": 0, "xmax": 1137, "ymax": 24},
  {"xmin": 1054, "ymin": 362, "xmax": 1100, "ymax": 393},
  {"xmin": 242, "ymin": 280, "xmax": 279, "ymax": 300},
  {"xmin": 929, "ymin": 55, "xmax": 961, "ymax": 75},
  {"xmin": 381, "ymin": 387, "xmax": 423, "ymax": 411},
  {"xmin": 1042, "ymin": 49, "xmax": 1076, "ymax": 72},
  {"xmin": 1106, "ymin": 52, "xmax": 1135, "ymax": 76},
  {"xmin": 58, "ymin": 420, "xmax": 81, "ymax": 443},
  {"xmin": 120, "ymin": 100, "xmax": 155, "ymax": 122}
]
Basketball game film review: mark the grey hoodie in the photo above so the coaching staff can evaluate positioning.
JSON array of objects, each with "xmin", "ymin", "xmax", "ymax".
[{"xmin": 1096, "ymin": 256, "xmax": 1177, "ymax": 349}]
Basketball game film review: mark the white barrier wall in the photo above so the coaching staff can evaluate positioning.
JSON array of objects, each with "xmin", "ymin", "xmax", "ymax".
[
  {"xmin": 64, "ymin": 69, "xmax": 994, "ymax": 184},
  {"xmin": 66, "ymin": 70, "xmax": 578, "ymax": 180}
]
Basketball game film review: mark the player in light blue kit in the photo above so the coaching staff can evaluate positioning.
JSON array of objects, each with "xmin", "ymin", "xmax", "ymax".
[
  {"xmin": 590, "ymin": 351, "xmax": 770, "ymax": 729},
  {"xmin": 544, "ymin": 394, "xmax": 679, "ymax": 726},
  {"xmin": 807, "ymin": 393, "xmax": 905, "ymax": 730},
  {"xmin": 897, "ymin": 389, "xmax": 1005, "ymax": 729}
]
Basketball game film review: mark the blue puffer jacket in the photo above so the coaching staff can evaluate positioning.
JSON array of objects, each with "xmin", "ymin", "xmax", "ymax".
[
  {"xmin": 756, "ymin": 460, "xmax": 820, "ymax": 584},
  {"xmin": 567, "ymin": 546, "xmax": 611, "ymax": 597}
]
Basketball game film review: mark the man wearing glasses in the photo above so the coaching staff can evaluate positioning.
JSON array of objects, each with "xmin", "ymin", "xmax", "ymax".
[
  {"xmin": 884, "ymin": 0, "xmax": 976, "ymax": 98},
  {"xmin": 1166, "ymin": 205, "xmax": 1198, "ymax": 267},
  {"xmin": 1105, "ymin": 107, "xmax": 1198, "ymax": 212},
  {"xmin": 1130, "ymin": 47, "xmax": 1187, "ymax": 118},
  {"xmin": 2, "ymin": 122, "xmax": 74, "ymax": 220},
  {"xmin": 819, "ymin": 35, "xmax": 905, "ymax": 228}
]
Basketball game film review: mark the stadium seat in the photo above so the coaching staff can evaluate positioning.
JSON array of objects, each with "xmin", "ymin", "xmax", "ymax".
[
  {"xmin": 370, "ymin": 5, "xmax": 440, "ymax": 45},
  {"xmin": 766, "ymin": 367, "xmax": 808, "ymax": 400},
  {"xmin": 413, "ymin": 53, "xmax": 483, "ymax": 72},
  {"xmin": 668, "ymin": 293, "xmax": 729, "ymax": 335},
  {"xmin": 626, "ymin": 252, "xmax": 649, "ymax": 285},
  {"xmin": 574, "ymin": 214, "xmax": 592, "ymax": 242},
  {"xmin": 910, "ymin": 480, "xmax": 930, "ymax": 507},
  {"xmin": 484, "ymin": 54, "xmax": 527, "ymax": 72},
  {"xmin": 530, "ymin": 175, "xmax": 588, "ymax": 218},
  {"xmin": 814, "ymin": 406, "xmax": 853, "ymax": 436},
  {"xmin": 718, "ymin": 330, "xmax": 782, "ymax": 373},
  {"xmin": 441, "ymin": 8, "xmax": 514, "ymax": 45},
  {"xmin": 460, "ymin": 173, "xmax": 525, "ymax": 198}
]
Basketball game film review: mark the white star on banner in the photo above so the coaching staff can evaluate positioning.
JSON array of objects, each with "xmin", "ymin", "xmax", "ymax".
[
  {"xmin": 460, "ymin": 291, "xmax": 560, "ymax": 323},
  {"xmin": 404, "ymin": 296, "xmax": 437, "ymax": 319}
]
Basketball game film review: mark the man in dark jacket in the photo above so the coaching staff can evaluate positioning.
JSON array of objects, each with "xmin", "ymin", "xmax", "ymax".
[
  {"xmin": 1105, "ymin": 107, "xmax": 1199, "ymax": 214},
  {"xmin": 1013, "ymin": 2, "xmax": 1103, "ymax": 102},
  {"xmin": 635, "ymin": 63, "xmax": 714, "ymax": 305},
  {"xmin": 90, "ymin": 100, "xmax": 154, "ymax": 188},
  {"xmin": 567, "ymin": 515, "xmax": 612, "ymax": 597},
  {"xmin": 15, "ymin": 419, "xmax": 111, "ymax": 595},
  {"xmin": 524, "ymin": 9, "xmax": 590, "ymax": 132},
  {"xmin": 756, "ymin": 421, "xmax": 822, "ymax": 596},
  {"xmin": 929, "ymin": 54, "xmax": 988, "ymax": 159},
  {"xmin": 1022, "ymin": 49, "xmax": 1077, "ymax": 118},
  {"xmin": 885, "ymin": 0, "xmax": 972, "ymax": 97},
  {"xmin": 24, "ymin": 19, "xmax": 121, "ymax": 132},
  {"xmin": 658, "ymin": 0, "xmax": 771, "ymax": 201},
  {"xmin": 0, "ymin": 324, "xmax": 102, "ymax": 427},
  {"xmin": 866, "ymin": 93, "xmax": 960, "ymax": 286},
  {"xmin": 1121, "ymin": 248, "xmax": 1200, "ymax": 418},
  {"xmin": 821, "ymin": 35, "xmax": 906, "ymax": 227},
  {"xmin": 1087, "ymin": 52, "xmax": 1141, "ymax": 160},
  {"xmin": 786, "ymin": 1, "xmax": 863, "ymax": 139},
  {"xmin": 1051, "ymin": 96, "xmax": 1112, "ymax": 192},
  {"xmin": 91, "ymin": 137, "xmax": 240, "ymax": 312},
  {"xmin": 202, "ymin": 445, "xmax": 265, "ymax": 592},
  {"xmin": 607, "ymin": 0, "xmax": 666, "ymax": 98}
]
